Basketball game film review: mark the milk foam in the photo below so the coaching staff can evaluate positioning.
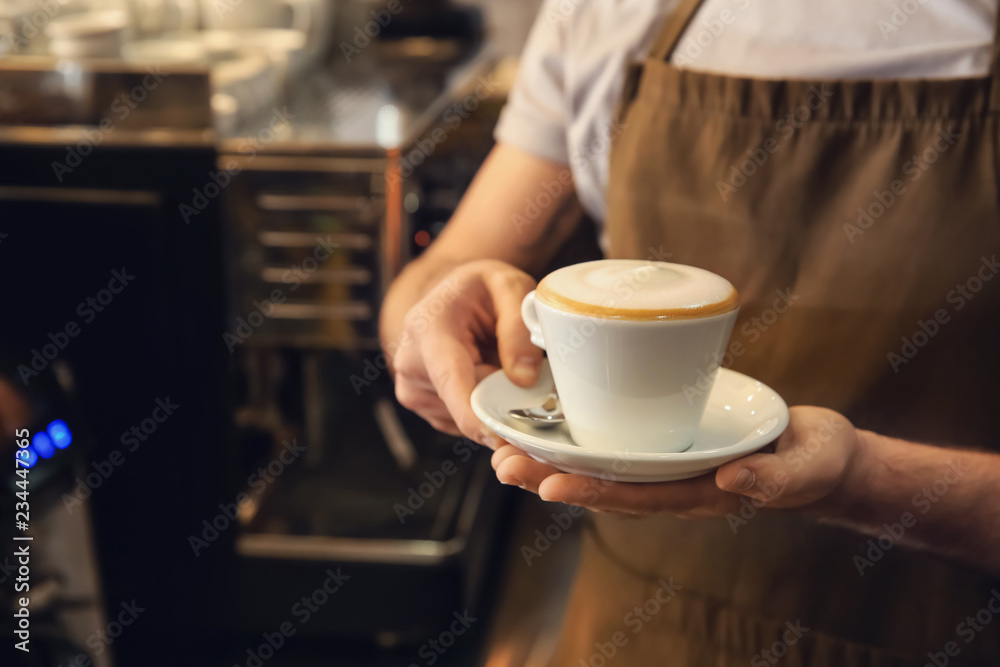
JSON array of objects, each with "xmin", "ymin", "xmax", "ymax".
[{"xmin": 537, "ymin": 260, "xmax": 737, "ymax": 319}]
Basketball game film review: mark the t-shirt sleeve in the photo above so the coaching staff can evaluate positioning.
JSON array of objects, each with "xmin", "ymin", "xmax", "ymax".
[{"xmin": 493, "ymin": 0, "xmax": 569, "ymax": 165}]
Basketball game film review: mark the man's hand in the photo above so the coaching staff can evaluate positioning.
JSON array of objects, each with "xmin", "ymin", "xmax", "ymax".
[
  {"xmin": 490, "ymin": 403, "xmax": 1000, "ymax": 575},
  {"xmin": 378, "ymin": 142, "xmax": 582, "ymax": 446},
  {"xmin": 392, "ymin": 260, "xmax": 543, "ymax": 448},
  {"xmin": 490, "ymin": 406, "xmax": 863, "ymax": 515}
]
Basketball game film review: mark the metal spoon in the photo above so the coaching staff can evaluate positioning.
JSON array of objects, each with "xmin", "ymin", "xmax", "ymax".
[{"xmin": 508, "ymin": 392, "xmax": 565, "ymax": 428}]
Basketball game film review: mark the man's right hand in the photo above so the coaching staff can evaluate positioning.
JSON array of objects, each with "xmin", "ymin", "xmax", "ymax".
[
  {"xmin": 391, "ymin": 260, "xmax": 543, "ymax": 448},
  {"xmin": 379, "ymin": 143, "xmax": 582, "ymax": 447}
]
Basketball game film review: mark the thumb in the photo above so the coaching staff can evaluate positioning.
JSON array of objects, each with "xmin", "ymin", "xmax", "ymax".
[
  {"xmin": 717, "ymin": 407, "xmax": 856, "ymax": 507},
  {"xmin": 716, "ymin": 439, "xmax": 847, "ymax": 509},
  {"xmin": 485, "ymin": 272, "xmax": 543, "ymax": 388},
  {"xmin": 715, "ymin": 451, "xmax": 791, "ymax": 505}
]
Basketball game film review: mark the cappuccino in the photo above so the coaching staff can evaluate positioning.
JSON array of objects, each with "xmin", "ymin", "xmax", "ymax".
[
  {"xmin": 536, "ymin": 260, "xmax": 738, "ymax": 320},
  {"xmin": 522, "ymin": 260, "xmax": 740, "ymax": 453}
]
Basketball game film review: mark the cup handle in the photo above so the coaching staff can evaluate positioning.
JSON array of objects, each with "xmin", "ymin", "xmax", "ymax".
[{"xmin": 521, "ymin": 291, "xmax": 546, "ymax": 350}]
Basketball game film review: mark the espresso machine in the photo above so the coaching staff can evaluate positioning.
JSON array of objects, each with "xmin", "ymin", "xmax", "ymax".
[
  {"xmin": 0, "ymin": 1, "xmax": 518, "ymax": 662},
  {"xmin": 212, "ymin": 4, "xmax": 515, "ymax": 658},
  {"xmin": 220, "ymin": 118, "xmax": 510, "ymax": 652}
]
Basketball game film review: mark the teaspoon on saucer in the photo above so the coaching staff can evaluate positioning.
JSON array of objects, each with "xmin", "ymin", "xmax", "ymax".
[{"xmin": 508, "ymin": 392, "xmax": 565, "ymax": 428}]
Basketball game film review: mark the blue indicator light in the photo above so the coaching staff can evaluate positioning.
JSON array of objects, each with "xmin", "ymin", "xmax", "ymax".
[
  {"xmin": 16, "ymin": 446, "xmax": 38, "ymax": 469},
  {"xmin": 32, "ymin": 432, "xmax": 55, "ymax": 459},
  {"xmin": 47, "ymin": 420, "xmax": 73, "ymax": 449}
]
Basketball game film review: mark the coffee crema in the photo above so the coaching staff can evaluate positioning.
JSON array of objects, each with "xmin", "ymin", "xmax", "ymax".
[{"xmin": 535, "ymin": 260, "xmax": 739, "ymax": 320}]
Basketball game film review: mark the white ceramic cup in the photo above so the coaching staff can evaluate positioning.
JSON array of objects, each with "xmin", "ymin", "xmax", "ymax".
[
  {"xmin": 521, "ymin": 288, "xmax": 738, "ymax": 453},
  {"xmin": 46, "ymin": 9, "xmax": 130, "ymax": 59},
  {"xmin": 201, "ymin": 0, "xmax": 312, "ymax": 33}
]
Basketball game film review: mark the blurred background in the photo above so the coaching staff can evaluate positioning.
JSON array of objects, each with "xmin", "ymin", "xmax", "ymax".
[{"xmin": 0, "ymin": 1, "xmax": 593, "ymax": 665}]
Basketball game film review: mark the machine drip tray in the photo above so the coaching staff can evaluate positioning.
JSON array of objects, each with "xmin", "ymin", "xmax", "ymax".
[
  {"xmin": 229, "ymin": 359, "xmax": 513, "ymax": 644},
  {"xmin": 237, "ymin": 445, "xmax": 494, "ymax": 565}
]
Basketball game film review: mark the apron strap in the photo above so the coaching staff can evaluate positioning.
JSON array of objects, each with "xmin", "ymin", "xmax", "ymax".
[
  {"xmin": 650, "ymin": 0, "xmax": 710, "ymax": 62},
  {"xmin": 991, "ymin": 0, "xmax": 1000, "ymax": 111}
]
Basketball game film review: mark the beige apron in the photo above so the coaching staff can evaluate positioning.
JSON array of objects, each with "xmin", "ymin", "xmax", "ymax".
[{"xmin": 552, "ymin": 1, "xmax": 1000, "ymax": 665}]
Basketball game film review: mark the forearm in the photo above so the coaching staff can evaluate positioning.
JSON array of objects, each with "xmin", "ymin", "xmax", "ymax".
[
  {"xmin": 379, "ymin": 143, "xmax": 581, "ymax": 367},
  {"xmin": 817, "ymin": 430, "xmax": 1000, "ymax": 575}
]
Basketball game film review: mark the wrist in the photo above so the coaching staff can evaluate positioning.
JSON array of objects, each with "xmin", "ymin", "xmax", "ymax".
[
  {"xmin": 807, "ymin": 427, "xmax": 882, "ymax": 522},
  {"xmin": 842, "ymin": 428, "xmax": 882, "ymax": 503}
]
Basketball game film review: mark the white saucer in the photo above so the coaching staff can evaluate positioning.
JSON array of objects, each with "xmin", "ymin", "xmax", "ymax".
[{"xmin": 471, "ymin": 361, "xmax": 789, "ymax": 483}]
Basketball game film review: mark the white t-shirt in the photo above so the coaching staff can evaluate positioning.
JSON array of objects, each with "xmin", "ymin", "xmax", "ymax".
[{"xmin": 494, "ymin": 0, "xmax": 998, "ymax": 228}]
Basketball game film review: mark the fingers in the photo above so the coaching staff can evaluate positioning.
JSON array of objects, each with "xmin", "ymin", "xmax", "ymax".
[
  {"xmin": 716, "ymin": 450, "xmax": 844, "ymax": 508},
  {"xmin": 490, "ymin": 443, "xmax": 522, "ymax": 470},
  {"xmin": 419, "ymin": 333, "xmax": 501, "ymax": 448},
  {"xmin": 484, "ymin": 271, "xmax": 542, "ymax": 388},
  {"xmin": 715, "ymin": 406, "xmax": 855, "ymax": 507},
  {"xmin": 715, "ymin": 453, "xmax": 778, "ymax": 499},
  {"xmin": 396, "ymin": 347, "xmax": 492, "ymax": 442},
  {"xmin": 494, "ymin": 449, "xmax": 563, "ymax": 492},
  {"xmin": 392, "ymin": 262, "xmax": 540, "ymax": 448},
  {"xmin": 493, "ymin": 450, "xmax": 734, "ymax": 518},
  {"xmin": 538, "ymin": 473, "xmax": 727, "ymax": 515},
  {"xmin": 393, "ymin": 383, "xmax": 461, "ymax": 435}
]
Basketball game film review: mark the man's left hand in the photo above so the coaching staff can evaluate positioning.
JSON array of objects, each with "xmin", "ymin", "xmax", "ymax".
[{"xmin": 491, "ymin": 406, "xmax": 865, "ymax": 516}]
